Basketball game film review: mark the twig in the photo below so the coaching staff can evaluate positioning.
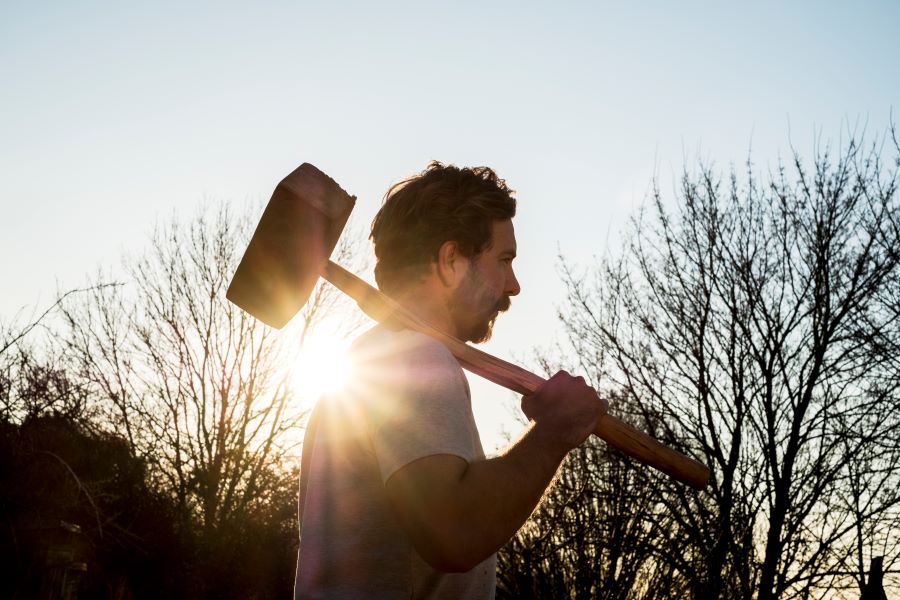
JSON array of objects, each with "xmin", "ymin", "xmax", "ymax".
[{"xmin": 1, "ymin": 284, "xmax": 121, "ymax": 356}]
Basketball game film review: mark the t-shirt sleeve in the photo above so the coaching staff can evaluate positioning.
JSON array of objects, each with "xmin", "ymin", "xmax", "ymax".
[{"xmin": 368, "ymin": 334, "xmax": 476, "ymax": 483}]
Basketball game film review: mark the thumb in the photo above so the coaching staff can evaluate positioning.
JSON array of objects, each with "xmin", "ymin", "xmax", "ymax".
[{"xmin": 520, "ymin": 393, "xmax": 536, "ymax": 421}]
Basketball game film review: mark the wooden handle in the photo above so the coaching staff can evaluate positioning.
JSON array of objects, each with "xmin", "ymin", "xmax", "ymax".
[{"xmin": 322, "ymin": 261, "xmax": 710, "ymax": 490}]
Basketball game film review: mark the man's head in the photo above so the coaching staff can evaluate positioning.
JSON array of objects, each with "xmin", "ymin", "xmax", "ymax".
[{"xmin": 370, "ymin": 162, "xmax": 520, "ymax": 342}]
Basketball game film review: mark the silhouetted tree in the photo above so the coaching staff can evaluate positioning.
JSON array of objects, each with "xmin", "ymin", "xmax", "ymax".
[
  {"xmin": 559, "ymin": 131, "xmax": 900, "ymax": 598},
  {"xmin": 498, "ymin": 422, "xmax": 690, "ymax": 600},
  {"xmin": 1, "ymin": 286, "xmax": 116, "ymax": 425},
  {"xmin": 501, "ymin": 129, "xmax": 900, "ymax": 599},
  {"xmin": 56, "ymin": 204, "xmax": 363, "ymax": 539},
  {"xmin": 1, "ymin": 202, "xmax": 365, "ymax": 597},
  {"xmin": 1, "ymin": 412, "xmax": 184, "ymax": 597}
]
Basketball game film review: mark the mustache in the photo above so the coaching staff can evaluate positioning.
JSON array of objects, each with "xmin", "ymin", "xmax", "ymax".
[{"xmin": 496, "ymin": 296, "xmax": 511, "ymax": 313}]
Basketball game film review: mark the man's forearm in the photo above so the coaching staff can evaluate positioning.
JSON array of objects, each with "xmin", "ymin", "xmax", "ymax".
[{"xmin": 456, "ymin": 423, "xmax": 570, "ymax": 565}]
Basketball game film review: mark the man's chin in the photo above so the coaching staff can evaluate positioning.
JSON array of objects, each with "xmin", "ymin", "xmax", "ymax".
[
  {"xmin": 465, "ymin": 317, "xmax": 497, "ymax": 344},
  {"xmin": 458, "ymin": 302, "xmax": 509, "ymax": 343}
]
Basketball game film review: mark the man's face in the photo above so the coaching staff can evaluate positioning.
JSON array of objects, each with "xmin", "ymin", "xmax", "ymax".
[{"xmin": 449, "ymin": 219, "xmax": 521, "ymax": 343}]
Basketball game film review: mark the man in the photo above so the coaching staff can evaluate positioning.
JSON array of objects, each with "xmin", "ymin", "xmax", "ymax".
[{"xmin": 294, "ymin": 162, "xmax": 607, "ymax": 599}]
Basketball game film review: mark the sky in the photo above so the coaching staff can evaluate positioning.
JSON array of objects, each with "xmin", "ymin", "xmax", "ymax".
[{"xmin": 2, "ymin": 1, "xmax": 898, "ymax": 452}]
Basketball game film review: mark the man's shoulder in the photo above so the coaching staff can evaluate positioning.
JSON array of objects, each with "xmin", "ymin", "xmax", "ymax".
[{"xmin": 352, "ymin": 325, "xmax": 458, "ymax": 369}]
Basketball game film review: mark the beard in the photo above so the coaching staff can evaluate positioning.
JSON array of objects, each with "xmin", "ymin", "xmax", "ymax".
[
  {"xmin": 449, "ymin": 266, "xmax": 512, "ymax": 343},
  {"xmin": 476, "ymin": 294, "xmax": 511, "ymax": 343}
]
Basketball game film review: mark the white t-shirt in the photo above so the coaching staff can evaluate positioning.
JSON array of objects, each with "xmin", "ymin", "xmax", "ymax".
[{"xmin": 294, "ymin": 325, "xmax": 496, "ymax": 600}]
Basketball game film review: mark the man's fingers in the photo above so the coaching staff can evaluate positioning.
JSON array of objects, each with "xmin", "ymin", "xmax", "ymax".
[{"xmin": 522, "ymin": 371, "xmax": 607, "ymax": 419}]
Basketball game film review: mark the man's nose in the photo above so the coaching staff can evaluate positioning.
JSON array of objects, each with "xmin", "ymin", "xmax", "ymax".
[{"xmin": 506, "ymin": 270, "xmax": 521, "ymax": 296}]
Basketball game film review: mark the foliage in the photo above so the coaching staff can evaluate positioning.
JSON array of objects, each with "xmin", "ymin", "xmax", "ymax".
[{"xmin": 0, "ymin": 412, "xmax": 184, "ymax": 598}]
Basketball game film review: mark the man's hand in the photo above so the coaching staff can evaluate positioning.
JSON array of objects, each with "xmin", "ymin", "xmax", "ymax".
[{"xmin": 521, "ymin": 370, "xmax": 608, "ymax": 459}]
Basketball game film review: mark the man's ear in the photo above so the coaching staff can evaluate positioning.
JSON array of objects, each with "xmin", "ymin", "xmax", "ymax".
[{"xmin": 435, "ymin": 240, "xmax": 468, "ymax": 287}]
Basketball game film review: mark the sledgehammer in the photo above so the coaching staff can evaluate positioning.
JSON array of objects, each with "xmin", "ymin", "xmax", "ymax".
[{"xmin": 226, "ymin": 163, "xmax": 710, "ymax": 490}]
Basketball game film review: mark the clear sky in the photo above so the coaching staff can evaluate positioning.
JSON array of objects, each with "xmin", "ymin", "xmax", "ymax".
[{"xmin": 2, "ymin": 1, "xmax": 898, "ymax": 451}]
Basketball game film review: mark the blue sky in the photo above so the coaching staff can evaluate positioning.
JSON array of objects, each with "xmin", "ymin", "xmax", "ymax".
[{"xmin": 2, "ymin": 1, "xmax": 898, "ymax": 449}]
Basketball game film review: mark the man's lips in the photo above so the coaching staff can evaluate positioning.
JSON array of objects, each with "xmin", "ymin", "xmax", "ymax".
[{"xmin": 489, "ymin": 296, "xmax": 511, "ymax": 320}]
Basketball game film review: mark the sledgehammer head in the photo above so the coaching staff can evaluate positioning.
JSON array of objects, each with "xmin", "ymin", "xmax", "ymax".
[{"xmin": 227, "ymin": 163, "xmax": 356, "ymax": 328}]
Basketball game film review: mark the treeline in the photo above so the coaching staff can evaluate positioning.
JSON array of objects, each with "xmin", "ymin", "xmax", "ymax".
[
  {"xmin": 3, "ymin": 128, "xmax": 899, "ymax": 599},
  {"xmin": 0, "ymin": 413, "xmax": 295, "ymax": 598}
]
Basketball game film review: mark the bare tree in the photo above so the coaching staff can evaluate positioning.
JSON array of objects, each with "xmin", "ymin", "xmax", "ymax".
[
  {"xmin": 56, "ymin": 202, "xmax": 365, "ymax": 538},
  {"xmin": 552, "ymin": 130, "xmax": 900, "ymax": 598},
  {"xmin": 498, "ymin": 427, "xmax": 692, "ymax": 600},
  {"xmin": 2, "ymin": 286, "xmax": 116, "ymax": 425}
]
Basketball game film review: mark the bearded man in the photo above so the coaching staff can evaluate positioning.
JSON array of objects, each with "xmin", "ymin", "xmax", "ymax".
[{"xmin": 294, "ymin": 162, "xmax": 607, "ymax": 599}]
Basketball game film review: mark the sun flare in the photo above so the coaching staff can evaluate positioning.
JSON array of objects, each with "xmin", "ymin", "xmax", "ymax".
[{"xmin": 290, "ymin": 331, "xmax": 354, "ymax": 404}]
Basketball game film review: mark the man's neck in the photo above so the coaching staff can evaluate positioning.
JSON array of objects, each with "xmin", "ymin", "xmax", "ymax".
[{"xmin": 389, "ymin": 284, "xmax": 458, "ymax": 338}]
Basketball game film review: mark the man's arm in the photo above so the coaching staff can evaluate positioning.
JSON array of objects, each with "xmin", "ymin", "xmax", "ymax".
[{"xmin": 384, "ymin": 370, "xmax": 607, "ymax": 572}]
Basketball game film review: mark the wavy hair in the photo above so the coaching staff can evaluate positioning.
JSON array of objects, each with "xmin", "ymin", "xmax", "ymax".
[{"xmin": 370, "ymin": 162, "xmax": 517, "ymax": 294}]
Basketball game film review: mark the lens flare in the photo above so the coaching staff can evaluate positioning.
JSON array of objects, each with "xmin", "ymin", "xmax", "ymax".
[{"xmin": 290, "ymin": 331, "xmax": 353, "ymax": 404}]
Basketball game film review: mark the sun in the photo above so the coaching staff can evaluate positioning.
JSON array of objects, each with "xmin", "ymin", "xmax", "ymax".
[{"xmin": 290, "ymin": 330, "xmax": 354, "ymax": 405}]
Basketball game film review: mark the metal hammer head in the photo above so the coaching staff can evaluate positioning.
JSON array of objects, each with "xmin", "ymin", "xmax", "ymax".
[{"xmin": 226, "ymin": 163, "xmax": 356, "ymax": 328}]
